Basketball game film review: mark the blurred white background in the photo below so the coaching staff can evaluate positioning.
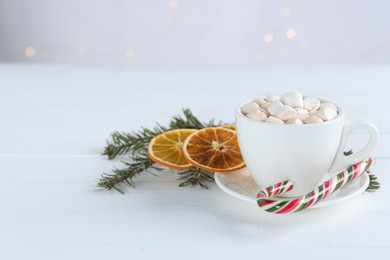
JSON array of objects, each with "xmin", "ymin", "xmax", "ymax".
[{"xmin": 0, "ymin": 0, "xmax": 390, "ymax": 66}]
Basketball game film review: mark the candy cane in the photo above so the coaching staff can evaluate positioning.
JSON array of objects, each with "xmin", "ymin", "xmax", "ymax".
[{"xmin": 257, "ymin": 157, "xmax": 375, "ymax": 214}]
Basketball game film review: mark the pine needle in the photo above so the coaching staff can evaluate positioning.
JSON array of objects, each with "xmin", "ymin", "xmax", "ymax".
[
  {"xmin": 344, "ymin": 150, "xmax": 380, "ymax": 192},
  {"xmin": 176, "ymin": 167, "xmax": 215, "ymax": 189},
  {"xmin": 366, "ymin": 173, "xmax": 380, "ymax": 192},
  {"xmin": 98, "ymin": 108, "xmax": 222, "ymax": 192},
  {"xmin": 98, "ymin": 152, "xmax": 160, "ymax": 193}
]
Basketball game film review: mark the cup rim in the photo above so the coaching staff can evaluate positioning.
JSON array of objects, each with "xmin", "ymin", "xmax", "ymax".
[{"xmin": 236, "ymin": 97, "xmax": 344, "ymax": 126}]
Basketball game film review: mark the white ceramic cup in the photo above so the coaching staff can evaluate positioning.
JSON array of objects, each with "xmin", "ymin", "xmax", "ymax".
[{"xmin": 235, "ymin": 100, "xmax": 378, "ymax": 198}]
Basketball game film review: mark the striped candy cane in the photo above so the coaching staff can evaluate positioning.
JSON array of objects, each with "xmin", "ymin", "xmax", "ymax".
[{"xmin": 257, "ymin": 157, "xmax": 375, "ymax": 214}]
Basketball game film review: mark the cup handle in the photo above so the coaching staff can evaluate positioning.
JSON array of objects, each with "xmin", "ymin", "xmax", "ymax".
[{"xmin": 328, "ymin": 120, "xmax": 379, "ymax": 173}]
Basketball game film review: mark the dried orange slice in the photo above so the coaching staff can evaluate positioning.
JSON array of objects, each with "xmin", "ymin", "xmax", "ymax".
[
  {"xmin": 220, "ymin": 124, "xmax": 236, "ymax": 131},
  {"xmin": 148, "ymin": 129, "xmax": 198, "ymax": 170},
  {"xmin": 182, "ymin": 127, "xmax": 245, "ymax": 173}
]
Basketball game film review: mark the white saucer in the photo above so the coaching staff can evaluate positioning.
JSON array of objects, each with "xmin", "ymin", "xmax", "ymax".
[{"xmin": 215, "ymin": 168, "xmax": 370, "ymax": 208}]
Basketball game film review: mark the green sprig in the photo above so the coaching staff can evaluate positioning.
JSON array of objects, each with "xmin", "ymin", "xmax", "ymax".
[
  {"xmin": 102, "ymin": 109, "xmax": 220, "ymax": 160},
  {"xmin": 366, "ymin": 173, "xmax": 380, "ymax": 192},
  {"xmin": 102, "ymin": 124, "xmax": 168, "ymax": 159},
  {"xmin": 344, "ymin": 150, "xmax": 380, "ymax": 192},
  {"xmin": 98, "ymin": 152, "xmax": 161, "ymax": 193},
  {"xmin": 99, "ymin": 108, "xmax": 222, "ymax": 192},
  {"xmin": 176, "ymin": 167, "xmax": 215, "ymax": 189},
  {"xmin": 169, "ymin": 109, "xmax": 220, "ymax": 130}
]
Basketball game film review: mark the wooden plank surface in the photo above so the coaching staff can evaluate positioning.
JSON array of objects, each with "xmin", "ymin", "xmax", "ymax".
[{"xmin": 1, "ymin": 64, "xmax": 389, "ymax": 259}]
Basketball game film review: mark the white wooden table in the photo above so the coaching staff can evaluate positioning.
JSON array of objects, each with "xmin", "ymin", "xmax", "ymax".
[{"xmin": 1, "ymin": 64, "xmax": 389, "ymax": 259}]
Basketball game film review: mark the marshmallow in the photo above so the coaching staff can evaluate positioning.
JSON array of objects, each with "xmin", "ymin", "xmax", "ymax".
[
  {"xmin": 251, "ymin": 98, "xmax": 267, "ymax": 106},
  {"xmin": 265, "ymin": 116, "xmax": 285, "ymax": 124},
  {"xmin": 303, "ymin": 116, "xmax": 324, "ymax": 124},
  {"xmin": 303, "ymin": 97, "xmax": 321, "ymax": 111},
  {"xmin": 281, "ymin": 91, "xmax": 303, "ymax": 108},
  {"xmin": 285, "ymin": 118, "xmax": 304, "ymax": 125},
  {"xmin": 267, "ymin": 100, "xmax": 284, "ymax": 116},
  {"xmin": 296, "ymin": 108, "xmax": 309, "ymax": 115},
  {"xmin": 297, "ymin": 113, "xmax": 309, "ymax": 121},
  {"xmin": 265, "ymin": 95, "xmax": 281, "ymax": 102},
  {"xmin": 260, "ymin": 107, "xmax": 270, "ymax": 116},
  {"xmin": 276, "ymin": 105, "xmax": 297, "ymax": 121},
  {"xmin": 296, "ymin": 108, "xmax": 309, "ymax": 120},
  {"xmin": 315, "ymin": 107, "xmax": 338, "ymax": 121},
  {"xmin": 246, "ymin": 109, "xmax": 267, "ymax": 121},
  {"xmin": 309, "ymin": 108, "xmax": 319, "ymax": 115},
  {"xmin": 242, "ymin": 92, "xmax": 339, "ymax": 125},
  {"xmin": 241, "ymin": 102, "xmax": 260, "ymax": 115},
  {"xmin": 320, "ymin": 102, "xmax": 338, "ymax": 111},
  {"xmin": 260, "ymin": 101, "xmax": 272, "ymax": 109}
]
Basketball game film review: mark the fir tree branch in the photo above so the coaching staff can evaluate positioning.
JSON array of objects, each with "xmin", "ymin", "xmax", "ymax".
[
  {"xmin": 102, "ymin": 108, "xmax": 221, "ymax": 160},
  {"xmin": 176, "ymin": 167, "xmax": 215, "ymax": 189},
  {"xmin": 99, "ymin": 108, "xmax": 221, "ymax": 192},
  {"xmin": 102, "ymin": 124, "xmax": 169, "ymax": 160},
  {"xmin": 366, "ymin": 173, "xmax": 380, "ymax": 192},
  {"xmin": 169, "ymin": 108, "xmax": 220, "ymax": 129},
  {"xmin": 344, "ymin": 150, "xmax": 380, "ymax": 192},
  {"xmin": 98, "ymin": 152, "xmax": 163, "ymax": 193}
]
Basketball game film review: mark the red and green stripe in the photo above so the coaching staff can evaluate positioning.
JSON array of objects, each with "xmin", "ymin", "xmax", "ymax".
[{"xmin": 256, "ymin": 157, "xmax": 375, "ymax": 214}]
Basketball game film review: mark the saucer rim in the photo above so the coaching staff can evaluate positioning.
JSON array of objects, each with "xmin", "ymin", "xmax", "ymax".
[{"xmin": 214, "ymin": 168, "xmax": 370, "ymax": 209}]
